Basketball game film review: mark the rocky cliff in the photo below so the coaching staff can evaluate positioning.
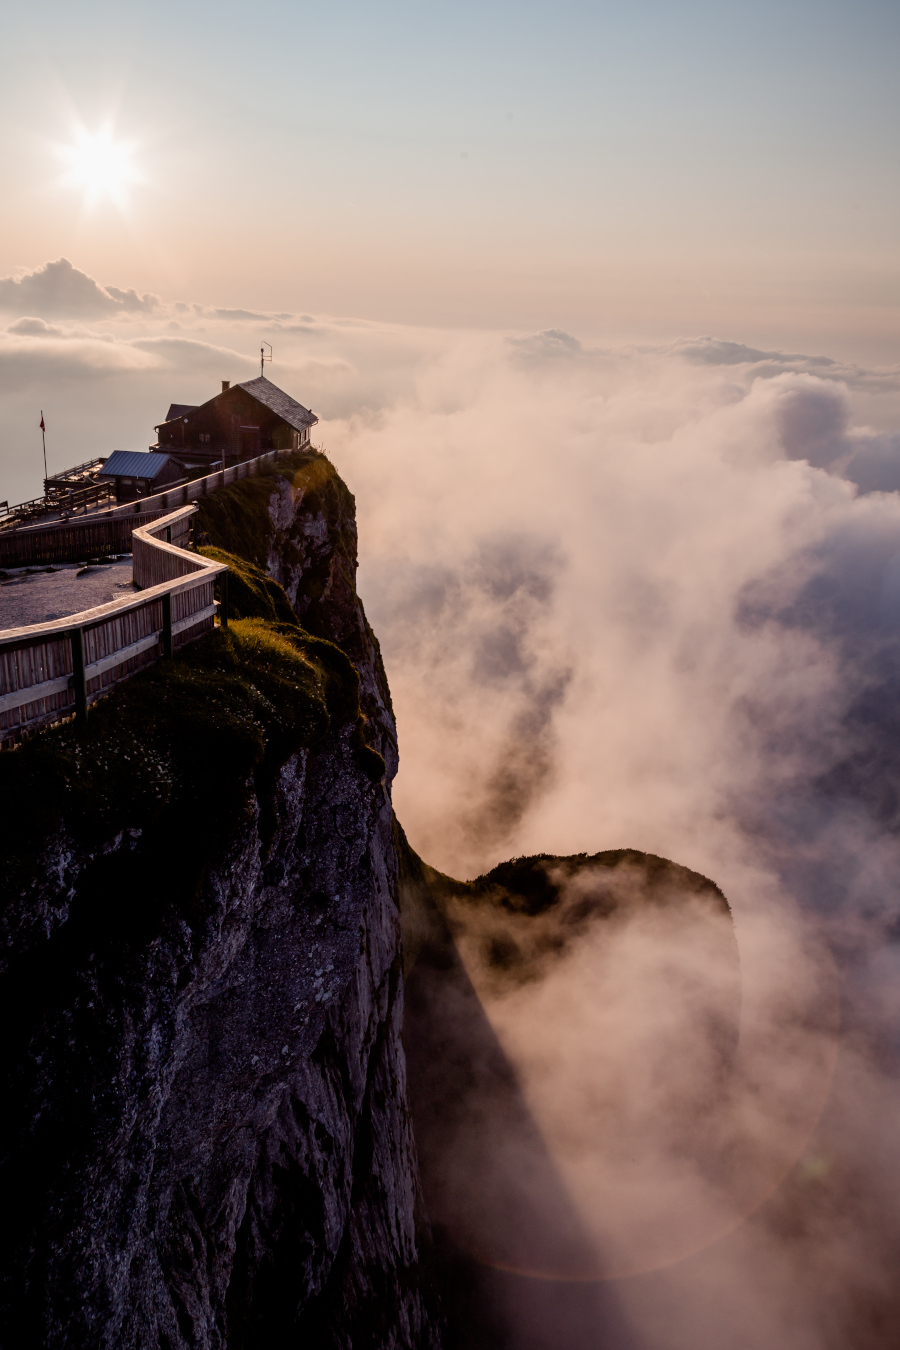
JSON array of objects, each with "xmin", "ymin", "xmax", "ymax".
[
  {"xmin": 0, "ymin": 452, "xmax": 738, "ymax": 1350},
  {"xmin": 0, "ymin": 452, "xmax": 439, "ymax": 1349}
]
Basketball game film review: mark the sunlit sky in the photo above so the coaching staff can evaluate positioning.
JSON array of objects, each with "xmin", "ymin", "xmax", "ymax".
[
  {"xmin": 1, "ymin": 0, "xmax": 898, "ymax": 358},
  {"xmin": 4, "ymin": 9, "xmax": 900, "ymax": 1341}
]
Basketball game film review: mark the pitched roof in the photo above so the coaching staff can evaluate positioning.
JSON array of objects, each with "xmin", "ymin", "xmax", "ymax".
[
  {"xmin": 237, "ymin": 376, "xmax": 318, "ymax": 431},
  {"xmin": 164, "ymin": 403, "xmax": 198, "ymax": 422},
  {"xmin": 98, "ymin": 451, "xmax": 175, "ymax": 481}
]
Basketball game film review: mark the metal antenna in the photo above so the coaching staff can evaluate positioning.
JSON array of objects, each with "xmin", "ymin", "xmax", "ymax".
[{"xmin": 260, "ymin": 341, "xmax": 272, "ymax": 378}]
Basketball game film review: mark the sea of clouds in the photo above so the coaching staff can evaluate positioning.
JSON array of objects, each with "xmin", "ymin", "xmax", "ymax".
[{"xmin": 3, "ymin": 258, "xmax": 900, "ymax": 1347}]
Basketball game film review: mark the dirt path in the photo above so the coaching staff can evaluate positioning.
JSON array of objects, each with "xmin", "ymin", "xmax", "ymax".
[{"xmin": 0, "ymin": 559, "xmax": 136, "ymax": 631}]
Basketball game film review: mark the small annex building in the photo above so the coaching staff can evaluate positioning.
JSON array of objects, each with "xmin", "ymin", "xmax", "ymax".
[
  {"xmin": 97, "ymin": 450, "xmax": 185, "ymax": 503},
  {"xmin": 153, "ymin": 376, "xmax": 317, "ymax": 468}
]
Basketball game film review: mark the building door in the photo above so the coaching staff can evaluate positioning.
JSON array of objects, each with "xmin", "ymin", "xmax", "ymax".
[{"xmin": 240, "ymin": 426, "xmax": 260, "ymax": 459}]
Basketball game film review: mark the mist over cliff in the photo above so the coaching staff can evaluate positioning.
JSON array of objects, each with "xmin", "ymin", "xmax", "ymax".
[
  {"xmin": 0, "ymin": 450, "xmax": 806, "ymax": 1350},
  {"xmin": 329, "ymin": 338, "xmax": 900, "ymax": 1348},
  {"xmin": 3, "ymin": 307, "xmax": 900, "ymax": 1346},
  {"xmin": 0, "ymin": 456, "xmax": 441, "ymax": 1348}
]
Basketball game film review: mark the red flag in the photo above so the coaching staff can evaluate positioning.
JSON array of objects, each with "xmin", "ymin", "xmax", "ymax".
[{"xmin": 39, "ymin": 413, "xmax": 45, "ymax": 432}]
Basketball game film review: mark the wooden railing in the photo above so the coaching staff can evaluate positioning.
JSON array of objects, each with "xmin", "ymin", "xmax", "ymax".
[
  {"xmin": 0, "ymin": 447, "xmax": 298, "ymax": 568},
  {"xmin": 100, "ymin": 447, "xmax": 290, "ymax": 521},
  {"xmin": 0, "ymin": 480, "xmax": 117, "ymax": 531},
  {"xmin": 0, "ymin": 513, "xmax": 169, "ymax": 568},
  {"xmin": 0, "ymin": 505, "xmax": 227, "ymax": 749},
  {"xmin": 44, "ymin": 456, "xmax": 108, "ymax": 491}
]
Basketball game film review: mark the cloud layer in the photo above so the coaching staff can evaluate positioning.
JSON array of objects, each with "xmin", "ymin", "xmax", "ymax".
[
  {"xmin": 2, "ymin": 260, "xmax": 900, "ymax": 1346},
  {"xmin": 324, "ymin": 323, "xmax": 900, "ymax": 1344}
]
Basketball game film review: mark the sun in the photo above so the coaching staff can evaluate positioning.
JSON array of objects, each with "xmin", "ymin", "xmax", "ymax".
[{"xmin": 60, "ymin": 126, "xmax": 140, "ymax": 208}]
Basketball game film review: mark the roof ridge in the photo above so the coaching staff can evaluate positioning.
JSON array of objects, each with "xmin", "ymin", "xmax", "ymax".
[{"xmin": 234, "ymin": 375, "xmax": 317, "ymax": 432}]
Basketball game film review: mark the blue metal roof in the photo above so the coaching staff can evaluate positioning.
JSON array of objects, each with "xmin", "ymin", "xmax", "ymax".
[{"xmin": 98, "ymin": 451, "xmax": 173, "ymax": 480}]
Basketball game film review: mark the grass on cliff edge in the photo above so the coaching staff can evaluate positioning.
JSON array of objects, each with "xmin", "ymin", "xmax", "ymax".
[
  {"xmin": 193, "ymin": 450, "xmax": 341, "ymax": 569},
  {"xmin": 0, "ymin": 619, "xmax": 363, "ymax": 909},
  {"xmin": 1, "ymin": 452, "xmax": 387, "ymax": 914},
  {"xmin": 199, "ymin": 546, "xmax": 297, "ymax": 624}
]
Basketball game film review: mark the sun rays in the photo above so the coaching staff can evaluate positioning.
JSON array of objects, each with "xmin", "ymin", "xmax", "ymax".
[{"xmin": 59, "ymin": 124, "xmax": 140, "ymax": 209}]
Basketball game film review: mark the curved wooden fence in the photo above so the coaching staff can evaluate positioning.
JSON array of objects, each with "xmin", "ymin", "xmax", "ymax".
[
  {"xmin": 0, "ymin": 506, "xmax": 227, "ymax": 749},
  {"xmin": 0, "ymin": 512, "xmax": 169, "ymax": 569},
  {"xmin": 0, "ymin": 446, "xmax": 298, "ymax": 569}
]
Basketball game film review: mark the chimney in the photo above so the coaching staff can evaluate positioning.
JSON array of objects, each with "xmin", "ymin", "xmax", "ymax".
[{"xmin": 221, "ymin": 380, "xmax": 230, "ymax": 392}]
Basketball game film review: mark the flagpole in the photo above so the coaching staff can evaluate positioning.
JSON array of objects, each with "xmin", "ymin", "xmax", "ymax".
[{"xmin": 40, "ymin": 411, "xmax": 47, "ymax": 486}]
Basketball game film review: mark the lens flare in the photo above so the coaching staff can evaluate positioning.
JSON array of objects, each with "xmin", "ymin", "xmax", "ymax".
[{"xmin": 60, "ymin": 125, "xmax": 139, "ymax": 208}]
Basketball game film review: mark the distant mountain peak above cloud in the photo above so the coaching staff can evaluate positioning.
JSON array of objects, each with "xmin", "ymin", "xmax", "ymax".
[
  {"xmin": 507, "ymin": 329, "xmax": 585, "ymax": 363},
  {"xmin": 660, "ymin": 335, "xmax": 900, "ymax": 393}
]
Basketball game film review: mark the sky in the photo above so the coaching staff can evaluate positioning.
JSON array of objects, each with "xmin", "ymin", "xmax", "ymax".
[
  {"xmin": 0, "ymin": 0, "xmax": 898, "ymax": 354},
  {"xmin": 2, "ymin": 3, "xmax": 900, "ymax": 1346}
]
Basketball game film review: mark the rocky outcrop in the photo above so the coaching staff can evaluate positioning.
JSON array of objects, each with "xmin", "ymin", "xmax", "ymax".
[
  {"xmin": 263, "ymin": 464, "xmax": 397, "ymax": 782},
  {"xmin": 0, "ymin": 454, "xmax": 440, "ymax": 1349},
  {"xmin": 398, "ymin": 843, "xmax": 739, "ymax": 1348},
  {"xmin": 0, "ymin": 450, "xmax": 739, "ymax": 1350}
]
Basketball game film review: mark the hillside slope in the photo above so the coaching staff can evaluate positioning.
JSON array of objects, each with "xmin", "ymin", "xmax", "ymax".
[
  {"xmin": 0, "ymin": 452, "xmax": 438, "ymax": 1350},
  {"xmin": 0, "ymin": 450, "xmax": 738, "ymax": 1350}
]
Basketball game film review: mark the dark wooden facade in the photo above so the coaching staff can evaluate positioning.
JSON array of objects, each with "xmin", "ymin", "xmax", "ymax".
[
  {"xmin": 154, "ymin": 378, "xmax": 316, "ymax": 468},
  {"xmin": 111, "ymin": 462, "xmax": 185, "ymax": 503}
]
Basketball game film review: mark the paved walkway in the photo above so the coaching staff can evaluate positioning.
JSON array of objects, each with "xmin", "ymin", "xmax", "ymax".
[{"xmin": 0, "ymin": 559, "xmax": 135, "ymax": 631}]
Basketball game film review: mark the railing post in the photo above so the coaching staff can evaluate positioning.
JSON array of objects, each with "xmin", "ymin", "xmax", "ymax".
[
  {"xmin": 161, "ymin": 593, "xmax": 173, "ymax": 658},
  {"xmin": 69, "ymin": 627, "xmax": 88, "ymax": 729},
  {"xmin": 220, "ymin": 572, "xmax": 229, "ymax": 629},
  {"xmin": 165, "ymin": 525, "xmax": 171, "ymax": 543}
]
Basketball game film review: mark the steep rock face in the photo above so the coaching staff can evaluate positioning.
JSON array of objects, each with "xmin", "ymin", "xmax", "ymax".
[
  {"xmin": 263, "ymin": 469, "xmax": 397, "ymax": 781},
  {"xmin": 398, "ymin": 843, "xmax": 740, "ymax": 1348},
  {"xmin": 0, "ymin": 458, "xmax": 440, "ymax": 1349}
]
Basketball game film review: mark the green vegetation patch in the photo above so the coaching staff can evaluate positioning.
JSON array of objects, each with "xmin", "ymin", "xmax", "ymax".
[
  {"xmin": 0, "ymin": 618, "xmax": 362, "ymax": 920},
  {"xmin": 287, "ymin": 453, "xmax": 357, "ymax": 564},
  {"xmin": 199, "ymin": 546, "xmax": 296, "ymax": 624},
  {"xmin": 194, "ymin": 452, "xmax": 314, "ymax": 567}
]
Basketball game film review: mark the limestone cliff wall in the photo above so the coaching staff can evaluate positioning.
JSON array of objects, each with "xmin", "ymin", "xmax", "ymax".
[
  {"xmin": 0, "ymin": 456, "xmax": 441, "ymax": 1349},
  {"xmin": 263, "ymin": 466, "xmax": 397, "ymax": 780}
]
